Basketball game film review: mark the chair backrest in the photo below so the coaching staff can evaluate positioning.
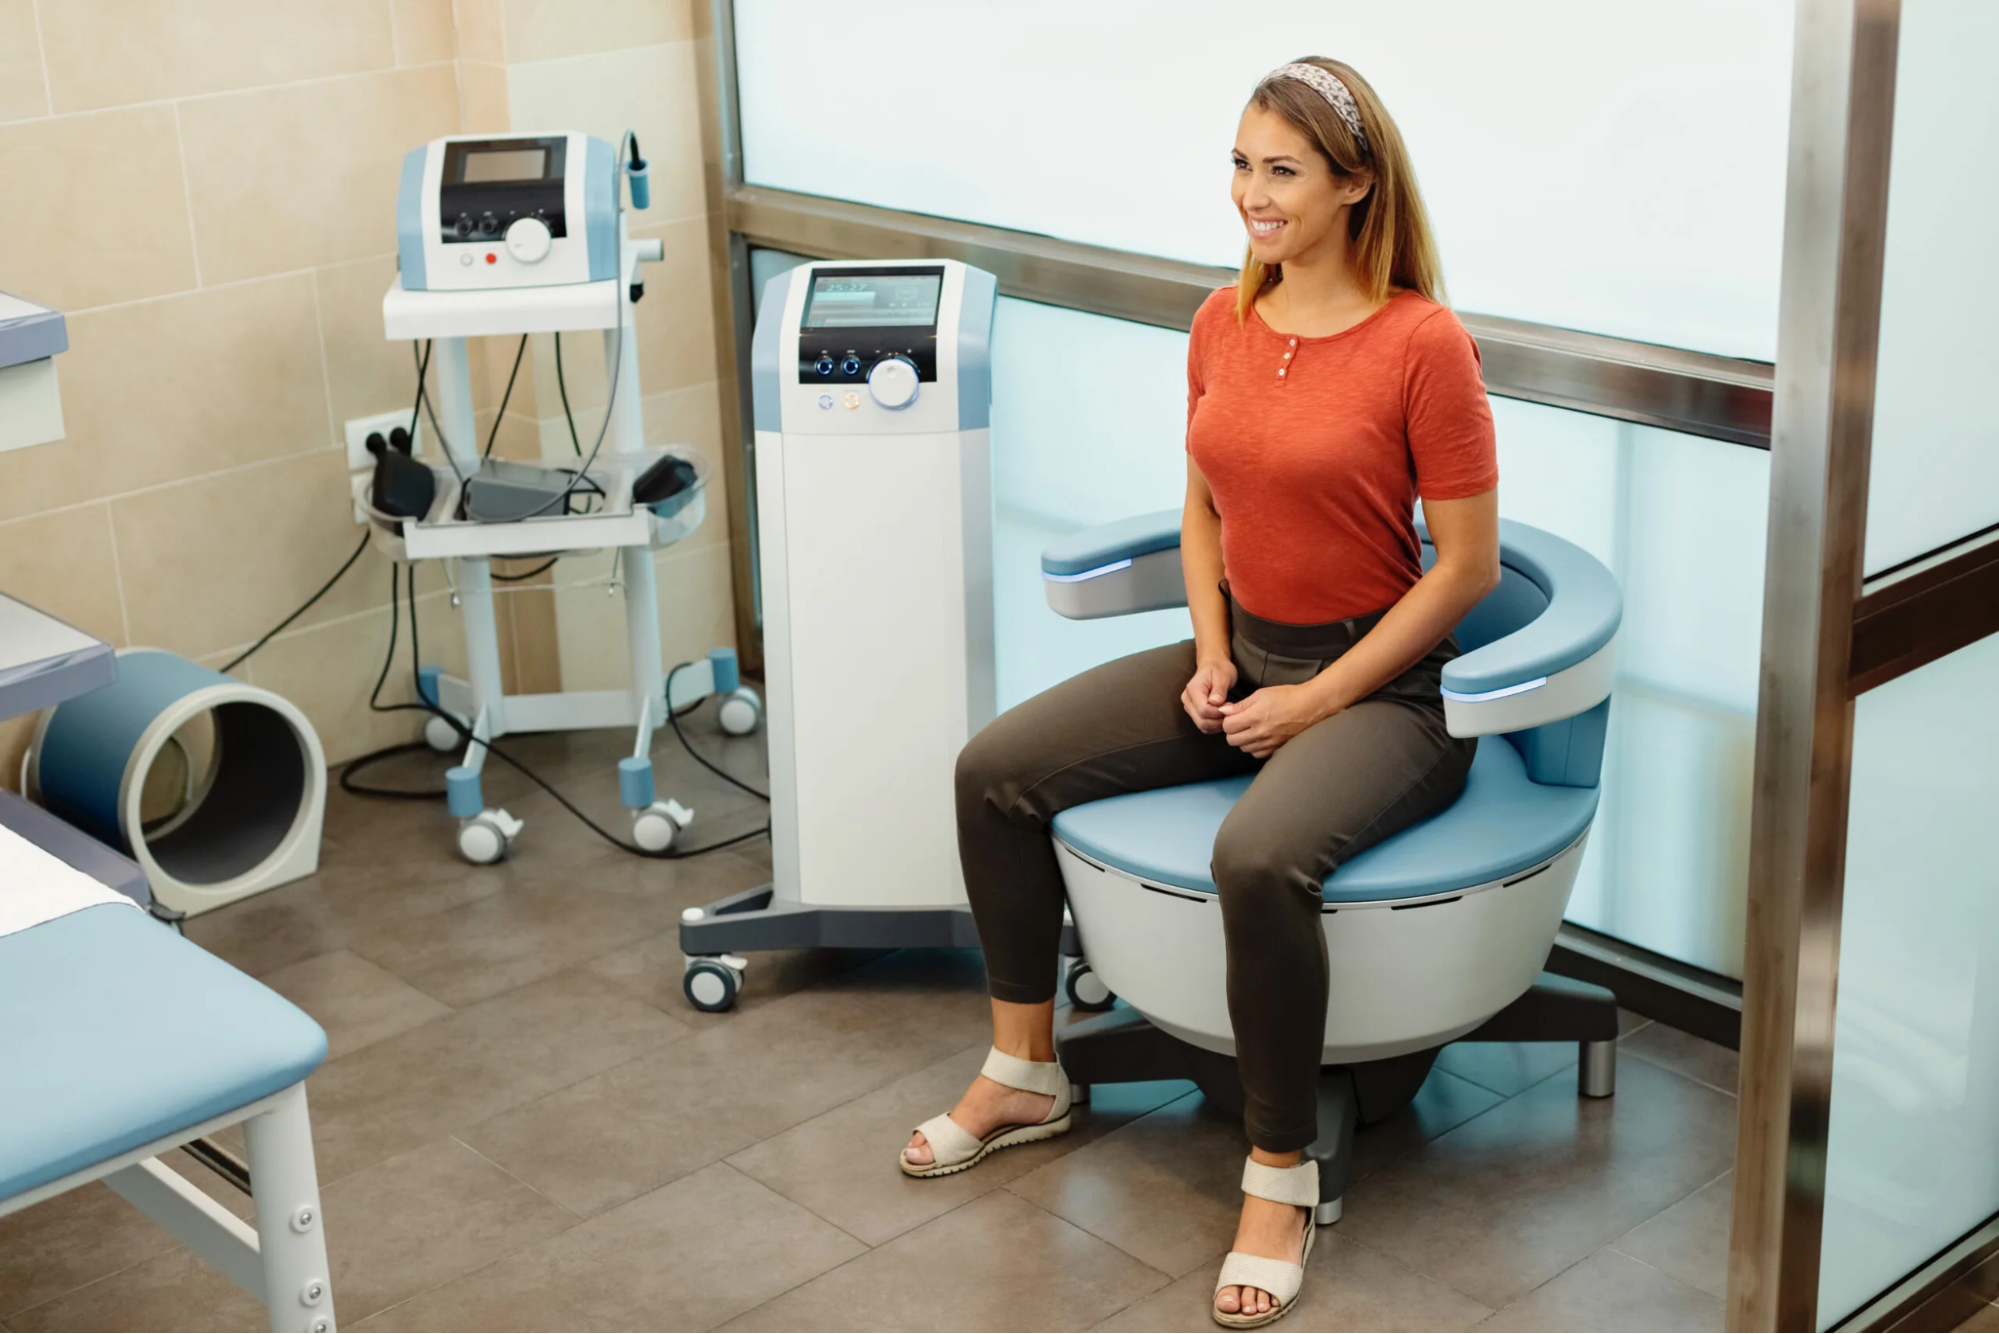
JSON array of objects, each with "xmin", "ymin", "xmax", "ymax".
[{"xmin": 1421, "ymin": 537, "xmax": 1611, "ymax": 790}]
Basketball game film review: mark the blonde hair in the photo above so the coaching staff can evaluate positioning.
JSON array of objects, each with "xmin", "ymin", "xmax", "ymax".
[{"xmin": 1235, "ymin": 57, "xmax": 1445, "ymax": 321}]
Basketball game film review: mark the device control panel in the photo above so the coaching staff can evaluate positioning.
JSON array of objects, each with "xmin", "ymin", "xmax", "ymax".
[
  {"xmin": 794, "ymin": 266, "xmax": 944, "ymax": 387},
  {"xmin": 399, "ymin": 132, "xmax": 616, "ymax": 293},
  {"xmin": 438, "ymin": 137, "xmax": 568, "ymax": 246}
]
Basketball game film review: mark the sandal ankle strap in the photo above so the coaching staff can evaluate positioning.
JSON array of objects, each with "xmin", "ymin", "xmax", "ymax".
[
  {"xmin": 981, "ymin": 1047, "xmax": 1067, "ymax": 1098},
  {"xmin": 1241, "ymin": 1156, "xmax": 1319, "ymax": 1209}
]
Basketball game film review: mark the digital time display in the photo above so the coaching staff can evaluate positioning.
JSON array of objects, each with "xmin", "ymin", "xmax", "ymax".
[
  {"xmin": 803, "ymin": 273, "xmax": 942, "ymax": 329},
  {"xmin": 460, "ymin": 148, "xmax": 548, "ymax": 183}
]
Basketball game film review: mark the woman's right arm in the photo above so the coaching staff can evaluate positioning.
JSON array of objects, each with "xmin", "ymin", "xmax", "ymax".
[{"xmin": 1180, "ymin": 458, "xmax": 1236, "ymax": 732}]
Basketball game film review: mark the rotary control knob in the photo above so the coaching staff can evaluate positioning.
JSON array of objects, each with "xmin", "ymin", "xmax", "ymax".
[
  {"xmin": 867, "ymin": 355, "xmax": 919, "ymax": 409},
  {"xmin": 504, "ymin": 217, "xmax": 552, "ymax": 264}
]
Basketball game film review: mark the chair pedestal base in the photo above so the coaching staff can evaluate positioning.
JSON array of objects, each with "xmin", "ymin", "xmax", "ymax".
[{"xmin": 1056, "ymin": 971, "xmax": 1620, "ymax": 1220}]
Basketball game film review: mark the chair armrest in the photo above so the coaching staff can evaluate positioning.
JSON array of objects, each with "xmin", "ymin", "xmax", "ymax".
[
  {"xmin": 1041, "ymin": 510, "xmax": 1188, "ymax": 620},
  {"xmin": 1438, "ymin": 519, "xmax": 1622, "ymax": 737}
]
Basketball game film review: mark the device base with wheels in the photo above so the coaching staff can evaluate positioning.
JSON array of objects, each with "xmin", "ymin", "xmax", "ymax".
[
  {"xmin": 676, "ymin": 883, "xmax": 982, "ymax": 1012},
  {"xmin": 1062, "ymin": 955, "xmax": 1117, "ymax": 1011},
  {"xmin": 716, "ymin": 687, "xmax": 761, "ymax": 737},
  {"xmin": 630, "ymin": 798, "xmax": 693, "ymax": 853},
  {"xmin": 456, "ymin": 809, "xmax": 521, "ymax": 865},
  {"xmin": 422, "ymin": 713, "xmax": 462, "ymax": 753},
  {"xmin": 683, "ymin": 954, "xmax": 747, "ymax": 1012},
  {"xmin": 416, "ymin": 646, "xmax": 754, "ymax": 861},
  {"xmin": 1055, "ymin": 972, "xmax": 1620, "ymax": 1222}
]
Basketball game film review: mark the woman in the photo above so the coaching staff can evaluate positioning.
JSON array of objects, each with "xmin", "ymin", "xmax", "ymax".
[{"xmin": 901, "ymin": 57, "xmax": 1499, "ymax": 1327}]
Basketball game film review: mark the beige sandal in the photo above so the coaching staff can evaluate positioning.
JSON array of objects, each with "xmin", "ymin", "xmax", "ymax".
[
  {"xmin": 899, "ymin": 1048, "xmax": 1073, "ymax": 1178},
  {"xmin": 1212, "ymin": 1157, "xmax": 1318, "ymax": 1329}
]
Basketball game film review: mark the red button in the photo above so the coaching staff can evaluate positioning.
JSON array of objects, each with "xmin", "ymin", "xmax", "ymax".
[{"xmin": 485, "ymin": 253, "xmax": 497, "ymax": 264}]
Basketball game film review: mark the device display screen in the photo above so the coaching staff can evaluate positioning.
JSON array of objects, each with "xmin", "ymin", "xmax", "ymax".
[
  {"xmin": 460, "ymin": 148, "xmax": 548, "ymax": 183},
  {"xmin": 803, "ymin": 273, "xmax": 942, "ymax": 329}
]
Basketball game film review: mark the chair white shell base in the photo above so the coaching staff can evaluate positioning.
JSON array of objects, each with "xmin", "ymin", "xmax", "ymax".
[{"xmin": 1055, "ymin": 833, "xmax": 1589, "ymax": 1065}]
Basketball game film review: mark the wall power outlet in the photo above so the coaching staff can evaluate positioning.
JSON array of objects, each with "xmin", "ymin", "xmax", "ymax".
[{"xmin": 344, "ymin": 410, "xmax": 423, "ymax": 472}]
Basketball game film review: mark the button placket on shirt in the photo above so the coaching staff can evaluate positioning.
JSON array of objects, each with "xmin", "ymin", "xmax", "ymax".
[{"xmin": 1278, "ymin": 337, "xmax": 1296, "ymax": 384}]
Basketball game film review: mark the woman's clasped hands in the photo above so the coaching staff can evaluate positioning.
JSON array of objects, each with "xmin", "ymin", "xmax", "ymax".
[{"xmin": 1182, "ymin": 658, "xmax": 1328, "ymax": 760}]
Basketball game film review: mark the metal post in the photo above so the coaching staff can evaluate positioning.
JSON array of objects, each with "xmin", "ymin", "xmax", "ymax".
[
  {"xmin": 1728, "ymin": 1, "xmax": 1901, "ymax": 1327},
  {"xmin": 610, "ymin": 225, "xmax": 666, "ymax": 720},
  {"xmin": 433, "ymin": 336, "xmax": 507, "ymax": 738},
  {"xmin": 243, "ymin": 1083, "xmax": 335, "ymax": 1333}
]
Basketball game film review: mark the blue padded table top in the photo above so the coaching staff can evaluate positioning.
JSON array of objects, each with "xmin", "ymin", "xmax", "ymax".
[
  {"xmin": 0, "ymin": 905, "xmax": 327, "ymax": 1202},
  {"xmin": 1051, "ymin": 735, "xmax": 1599, "ymax": 904}
]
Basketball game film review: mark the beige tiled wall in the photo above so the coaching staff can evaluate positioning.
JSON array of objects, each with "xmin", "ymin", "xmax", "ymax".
[{"xmin": 0, "ymin": 0, "xmax": 732, "ymax": 785}]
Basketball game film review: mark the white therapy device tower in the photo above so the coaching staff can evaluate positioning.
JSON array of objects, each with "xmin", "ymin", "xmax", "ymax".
[
  {"xmin": 678, "ymin": 259, "xmax": 997, "ymax": 1010},
  {"xmin": 368, "ymin": 131, "xmax": 759, "ymax": 864}
]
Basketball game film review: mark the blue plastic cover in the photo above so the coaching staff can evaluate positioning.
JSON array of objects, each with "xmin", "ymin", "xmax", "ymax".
[
  {"xmin": 0, "ymin": 904, "xmax": 327, "ymax": 1200},
  {"xmin": 585, "ymin": 136, "xmax": 618, "ymax": 281},
  {"xmin": 1041, "ymin": 509, "xmax": 1182, "ymax": 578},
  {"xmin": 36, "ymin": 650, "xmax": 230, "ymax": 854},
  {"xmin": 956, "ymin": 266, "xmax": 997, "ymax": 431},
  {"xmin": 1050, "ymin": 734, "xmax": 1598, "ymax": 904},
  {"xmin": 1432, "ymin": 518, "xmax": 1621, "ymax": 695},
  {"xmin": 0, "ymin": 293, "xmax": 68, "ymax": 370},
  {"xmin": 750, "ymin": 270, "xmax": 791, "ymax": 432},
  {"xmin": 395, "ymin": 145, "xmax": 427, "ymax": 290}
]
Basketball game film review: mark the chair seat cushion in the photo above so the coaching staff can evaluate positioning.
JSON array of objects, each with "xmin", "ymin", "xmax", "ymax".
[
  {"xmin": 0, "ymin": 904, "xmax": 328, "ymax": 1201},
  {"xmin": 1050, "ymin": 735, "xmax": 1599, "ymax": 904}
]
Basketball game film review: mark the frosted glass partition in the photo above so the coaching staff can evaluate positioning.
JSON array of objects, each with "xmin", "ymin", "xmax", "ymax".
[
  {"xmin": 985, "ymin": 297, "xmax": 1767, "ymax": 977},
  {"xmin": 736, "ymin": 0, "xmax": 1792, "ymax": 359},
  {"xmin": 1817, "ymin": 634, "xmax": 1999, "ymax": 1326},
  {"xmin": 1863, "ymin": 0, "xmax": 1999, "ymax": 574}
]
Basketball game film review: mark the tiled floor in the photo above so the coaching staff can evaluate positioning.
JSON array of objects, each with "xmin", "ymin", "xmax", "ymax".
[{"xmin": 0, "ymin": 712, "xmax": 1743, "ymax": 1332}]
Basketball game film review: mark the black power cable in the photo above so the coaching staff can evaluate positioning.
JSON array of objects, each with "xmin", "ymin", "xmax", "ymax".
[
  {"xmin": 481, "ymin": 333, "xmax": 530, "ymax": 461},
  {"xmin": 553, "ymin": 331, "xmax": 583, "ymax": 457},
  {"xmin": 221, "ymin": 531, "xmax": 370, "ymax": 674}
]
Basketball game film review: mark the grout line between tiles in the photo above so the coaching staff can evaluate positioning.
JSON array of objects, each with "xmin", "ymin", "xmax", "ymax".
[
  {"xmin": 1619, "ymin": 1047, "xmax": 1740, "ymax": 1099},
  {"xmin": 307, "ymin": 270, "xmax": 341, "ymax": 451},
  {"xmin": 0, "ymin": 1240, "xmax": 183, "ymax": 1328},
  {"xmin": 450, "ymin": 1134, "xmax": 589, "ymax": 1223},
  {"xmin": 711, "ymin": 1158, "xmax": 874, "ymax": 1254},
  {"xmin": 384, "ymin": 0, "xmax": 403, "ymax": 67},
  {"xmin": 1605, "ymin": 1240, "xmax": 1725, "ymax": 1298},
  {"xmin": 97, "ymin": 502, "xmax": 134, "ymax": 647},
  {"xmin": 168, "ymin": 101, "xmax": 203, "ymax": 289},
  {"xmin": 26, "ymin": 0, "xmax": 50, "ymax": 118}
]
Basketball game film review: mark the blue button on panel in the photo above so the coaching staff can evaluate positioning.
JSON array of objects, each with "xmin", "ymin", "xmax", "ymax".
[{"xmin": 818, "ymin": 393, "xmax": 833, "ymax": 410}]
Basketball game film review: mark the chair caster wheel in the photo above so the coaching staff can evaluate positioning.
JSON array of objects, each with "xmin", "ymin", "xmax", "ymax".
[
  {"xmin": 457, "ymin": 809, "xmax": 521, "ymax": 865},
  {"xmin": 423, "ymin": 714, "xmax": 462, "ymax": 753},
  {"xmin": 632, "ymin": 799, "xmax": 692, "ymax": 853},
  {"xmin": 684, "ymin": 955, "xmax": 746, "ymax": 1012},
  {"xmin": 718, "ymin": 687, "xmax": 762, "ymax": 736},
  {"xmin": 1064, "ymin": 958, "xmax": 1116, "ymax": 1012}
]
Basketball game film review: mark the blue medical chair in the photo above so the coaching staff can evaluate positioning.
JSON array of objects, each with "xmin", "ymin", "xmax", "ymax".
[{"xmin": 1039, "ymin": 512, "xmax": 1624, "ymax": 1224}]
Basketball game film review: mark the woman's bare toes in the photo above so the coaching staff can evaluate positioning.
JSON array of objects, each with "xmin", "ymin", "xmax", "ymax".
[
  {"xmin": 903, "ymin": 1132, "xmax": 932, "ymax": 1166},
  {"xmin": 1215, "ymin": 1285, "xmax": 1241, "ymax": 1314}
]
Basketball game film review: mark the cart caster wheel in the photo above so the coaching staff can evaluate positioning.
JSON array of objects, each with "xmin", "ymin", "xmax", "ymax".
[
  {"xmin": 718, "ymin": 687, "xmax": 762, "ymax": 736},
  {"xmin": 456, "ymin": 809, "xmax": 521, "ymax": 865},
  {"xmin": 1064, "ymin": 958, "xmax": 1115, "ymax": 1011},
  {"xmin": 684, "ymin": 955, "xmax": 745, "ymax": 1012},
  {"xmin": 632, "ymin": 798, "xmax": 693, "ymax": 854},
  {"xmin": 424, "ymin": 714, "xmax": 462, "ymax": 753}
]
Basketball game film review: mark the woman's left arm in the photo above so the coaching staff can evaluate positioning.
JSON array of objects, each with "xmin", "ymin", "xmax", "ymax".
[{"xmin": 1219, "ymin": 490, "xmax": 1500, "ymax": 758}]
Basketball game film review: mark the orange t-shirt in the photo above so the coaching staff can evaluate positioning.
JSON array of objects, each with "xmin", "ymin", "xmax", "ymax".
[{"xmin": 1186, "ymin": 286, "xmax": 1498, "ymax": 625}]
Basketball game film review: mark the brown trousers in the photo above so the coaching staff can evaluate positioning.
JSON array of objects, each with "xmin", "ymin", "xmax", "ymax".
[{"xmin": 955, "ymin": 599, "xmax": 1475, "ymax": 1150}]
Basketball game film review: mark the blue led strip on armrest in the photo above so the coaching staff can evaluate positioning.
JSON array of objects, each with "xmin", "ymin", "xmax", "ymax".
[
  {"xmin": 1042, "ymin": 559, "xmax": 1133, "ymax": 584},
  {"xmin": 1439, "ymin": 677, "xmax": 1549, "ymax": 704}
]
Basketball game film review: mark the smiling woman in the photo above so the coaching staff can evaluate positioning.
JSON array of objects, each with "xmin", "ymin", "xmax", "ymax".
[
  {"xmin": 902, "ymin": 55, "xmax": 1503, "ymax": 1332},
  {"xmin": 1231, "ymin": 57, "xmax": 1442, "ymax": 318}
]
